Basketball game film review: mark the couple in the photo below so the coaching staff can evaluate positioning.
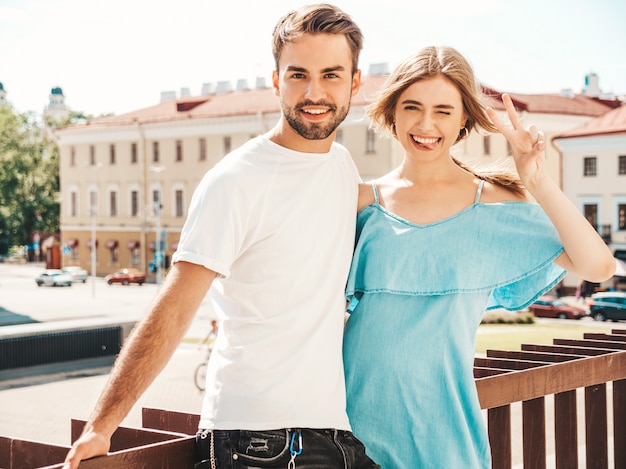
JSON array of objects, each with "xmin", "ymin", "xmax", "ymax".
[{"xmin": 65, "ymin": 4, "xmax": 615, "ymax": 469}]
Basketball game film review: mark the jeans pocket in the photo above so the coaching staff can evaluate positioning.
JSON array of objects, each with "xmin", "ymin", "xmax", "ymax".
[
  {"xmin": 194, "ymin": 459, "xmax": 215, "ymax": 469},
  {"xmin": 232, "ymin": 429, "xmax": 291, "ymax": 467}
]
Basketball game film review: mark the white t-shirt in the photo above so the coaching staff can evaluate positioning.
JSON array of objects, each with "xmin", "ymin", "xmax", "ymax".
[{"xmin": 173, "ymin": 136, "xmax": 359, "ymax": 430}]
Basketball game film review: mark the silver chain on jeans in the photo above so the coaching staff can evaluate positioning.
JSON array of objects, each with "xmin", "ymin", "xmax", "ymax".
[{"xmin": 199, "ymin": 429, "xmax": 216, "ymax": 469}]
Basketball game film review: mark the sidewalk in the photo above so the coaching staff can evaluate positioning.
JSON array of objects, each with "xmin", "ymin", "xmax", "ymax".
[
  {"xmin": 0, "ymin": 262, "xmax": 213, "ymax": 447},
  {"xmin": 0, "ymin": 263, "xmax": 610, "ymax": 467}
]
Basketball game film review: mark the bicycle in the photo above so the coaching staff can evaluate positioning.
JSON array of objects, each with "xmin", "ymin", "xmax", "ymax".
[
  {"xmin": 194, "ymin": 347, "xmax": 212, "ymax": 391},
  {"xmin": 194, "ymin": 320, "xmax": 218, "ymax": 392}
]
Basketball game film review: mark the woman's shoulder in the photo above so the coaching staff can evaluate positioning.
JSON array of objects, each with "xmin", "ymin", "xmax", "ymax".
[
  {"xmin": 358, "ymin": 182, "xmax": 377, "ymax": 211},
  {"xmin": 478, "ymin": 179, "xmax": 528, "ymax": 203}
]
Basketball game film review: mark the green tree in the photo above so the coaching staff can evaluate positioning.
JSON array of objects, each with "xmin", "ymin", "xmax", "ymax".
[{"xmin": 0, "ymin": 107, "xmax": 60, "ymax": 255}]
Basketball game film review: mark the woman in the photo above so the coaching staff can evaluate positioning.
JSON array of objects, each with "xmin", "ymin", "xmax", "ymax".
[{"xmin": 343, "ymin": 46, "xmax": 615, "ymax": 468}]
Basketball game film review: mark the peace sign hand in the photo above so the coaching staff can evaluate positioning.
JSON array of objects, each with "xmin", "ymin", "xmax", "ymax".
[{"xmin": 486, "ymin": 93, "xmax": 547, "ymax": 189}]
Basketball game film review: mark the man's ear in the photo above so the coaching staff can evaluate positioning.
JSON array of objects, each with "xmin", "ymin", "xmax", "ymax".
[
  {"xmin": 351, "ymin": 69, "xmax": 362, "ymax": 97},
  {"xmin": 272, "ymin": 70, "xmax": 280, "ymax": 97}
]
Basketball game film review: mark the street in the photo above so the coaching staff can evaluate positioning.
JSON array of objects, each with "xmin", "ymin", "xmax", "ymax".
[
  {"xmin": 0, "ymin": 262, "xmax": 617, "ymax": 467},
  {"xmin": 0, "ymin": 262, "xmax": 214, "ymax": 447}
]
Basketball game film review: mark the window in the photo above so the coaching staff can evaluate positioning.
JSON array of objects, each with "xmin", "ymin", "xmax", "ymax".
[
  {"xmin": 109, "ymin": 144, "xmax": 116, "ymax": 164},
  {"xmin": 131, "ymin": 142, "xmax": 138, "ymax": 164},
  {"xmin": 619, "ymin": 155, "xmax": 626, "ymax": 175},
  {"xmin": 70, "ymin": 146, "xmax": 76, "ymax": 166},
  {"xmin": 483, "ymin": 136, "xmax": 491, "ymax": 156},
  {"xmin": 619, "ymin": 204, "xmax": 626, "ymax": 231},
  {"xmin": 223, "ymin": 136, "xmax": 232, "ymax": 156},
  {"xmin": 366, "ymin": 128, "xmax": 376, "ymax": 154},
  {"xmin": 584, "ymin": 204, "xmax": 598, "ymax": 231},
  {"xmin": 583, "ymin": 156, "xmax": 597, "ymax": 176},
  {"xmin": 109, "ymin": 191, "xmax": 117, "ymax": 217},
  {"xmin": 70, "ymin": 191, "xmax": 77, "ymax": 217},
  {"xmin": 152, "ymin": 189, "xmax": 161, "ymax": 212},
  {"xmin": 153, "ymin": 141, "xmax": 159, "ymax": 163},
  {"xmin": 176, "ymin": 140, "xmax": 183, "ymax": 162},
  {"xmin": 89, "ymin": 145, "xmax": 96, "ymax": 165},
  {"xmin": 199, "ymin": 138, "xmax": 207, "ymax": 161},
  {"xmin": 131, "ymin": 247, "xmax": 139, "ymax": 265},
  {"xmin": 89, "ymin": 190, "xmax": 98, "ymax": 216},
  {"xmin": 109, "ymin": 243, "xmax": 119, "ymax": 264},
  {"xmin": 175, "ymin": 189, "xmax": 184, "ymax": 217},
  {"xmin": 131, "ymin": 190, "xmax": 139, "ymax": 217}
]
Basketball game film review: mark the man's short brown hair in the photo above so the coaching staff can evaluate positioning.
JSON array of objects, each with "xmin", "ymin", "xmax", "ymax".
[{"xmin": 272, "ymin": 3, "xmax": 363, "ymax": 75}]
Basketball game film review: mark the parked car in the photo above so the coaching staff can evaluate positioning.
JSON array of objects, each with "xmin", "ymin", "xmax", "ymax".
[
  {"xmin": 35, "ymin": 269, "xmax": 73, "ymax": 287},
  {"xmin": 588, "ymin": 292, "xmax": 626, "ymax": 322},
  {"xmin": 527, "ymin": 295, "xmax": 586, "ymax": 320},
  {"xmin": 62, "ymin": 266, "xmax": 88, "ymax": 283},
  {"xmin": 105, "ymin": 268, "xmax": 146, "ymax": 286}
]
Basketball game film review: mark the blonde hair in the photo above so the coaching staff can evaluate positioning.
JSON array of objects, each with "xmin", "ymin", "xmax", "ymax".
[{"xmin": 368, "ymin": 46, "xmax": 526, "ymax": 197}]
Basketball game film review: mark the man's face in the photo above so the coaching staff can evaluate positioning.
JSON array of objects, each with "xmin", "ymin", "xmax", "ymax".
[{"xmin": 272, "ymin": 33, "xmax": 361, "ymax": 152}]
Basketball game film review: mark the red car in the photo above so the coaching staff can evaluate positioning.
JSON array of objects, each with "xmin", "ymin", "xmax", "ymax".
[
  {"xmin": 104, "ymin": 268, "xmax": 146, "ymax": 286},
  {"xmin": 528, "ymin": 295, "xmax": 586, "ymax": 320}
]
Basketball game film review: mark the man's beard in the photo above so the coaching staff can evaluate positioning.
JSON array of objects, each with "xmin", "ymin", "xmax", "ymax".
[{"xmin": 283, "ymin": 100, "xmax": 350, "ymax": 140}]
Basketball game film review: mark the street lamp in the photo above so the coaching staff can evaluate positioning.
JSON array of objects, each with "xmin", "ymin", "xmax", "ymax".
[
  {"xmin": 86, "ymin": 162, "xmax": 102, "ymax": 298},
  {"xmin": 149, "ymin": 165, "xmax": 165, "ymax": 286}
]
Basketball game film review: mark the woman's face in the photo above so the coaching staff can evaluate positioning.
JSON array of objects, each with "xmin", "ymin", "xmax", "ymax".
[{"xmin": 393, "ymin": 74, "xmax": 467, "ymax": 161}]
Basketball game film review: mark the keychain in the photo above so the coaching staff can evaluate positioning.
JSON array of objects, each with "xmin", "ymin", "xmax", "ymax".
[{"xmin": 288, "ymin": 430, "xmax": 303, "ymax": 469}]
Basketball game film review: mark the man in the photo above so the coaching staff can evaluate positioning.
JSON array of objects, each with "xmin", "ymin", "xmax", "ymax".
[{"xmin": 64, "ymin": 4, "xmax": 379, "ymax": 468}]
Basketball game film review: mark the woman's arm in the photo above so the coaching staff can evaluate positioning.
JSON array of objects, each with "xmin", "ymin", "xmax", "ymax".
[{"xmin": 487, "ymin": 94, "xmax": 615, "ymax": 282}]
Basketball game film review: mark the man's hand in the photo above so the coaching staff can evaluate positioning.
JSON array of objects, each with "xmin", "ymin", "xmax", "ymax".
[{"xmin": 63, "ymin": 429, "xmax": 110, "ymax": 468}]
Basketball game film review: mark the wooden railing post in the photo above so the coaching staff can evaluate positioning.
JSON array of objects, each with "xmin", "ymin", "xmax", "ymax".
[
  {"xmin": 585, "ymin": 384, "xmax": 608, "ymax": 469},
  {"xmin": 553, "ymin": 390, "xmax": 578, "ymax": 469},
  {"xmin": 488, "ymin": 405, "xmax": 511, "ymax": 469},
  {"xmin": 522, "ymin": 397, "xmax": 545, "ymax": 469}
]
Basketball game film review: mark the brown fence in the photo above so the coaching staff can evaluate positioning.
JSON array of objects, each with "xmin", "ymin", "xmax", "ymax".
[
  {"xmin": 476, "ymin": 329, "xmax": 626, "ymax": 469},
  {"xmin": 2, "ymin": 328, "xmax": 626, "ymax": 468}
]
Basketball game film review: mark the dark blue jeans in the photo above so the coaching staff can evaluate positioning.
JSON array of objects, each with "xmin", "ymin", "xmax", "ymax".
[{"xmin": 195, "ymin": 428, "xmax": 380, "ymax": 468}]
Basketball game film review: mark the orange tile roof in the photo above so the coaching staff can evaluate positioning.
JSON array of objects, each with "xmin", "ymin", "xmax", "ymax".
[
  {"xmin": 555, "ymin": 103, "xmax": 626, "ymax": 139},
  {"xmin": 481, "ymin": 86, "xmax": 620, "ymax": 116},
  {"xmin": 64, "ymin": 76, "xmax": 621, "ymax": 130}
]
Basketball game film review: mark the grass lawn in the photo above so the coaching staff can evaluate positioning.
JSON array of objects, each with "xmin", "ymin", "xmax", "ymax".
[{"xmin": 475, "ymin": 319, "xmax": 623, "ymax": 355}]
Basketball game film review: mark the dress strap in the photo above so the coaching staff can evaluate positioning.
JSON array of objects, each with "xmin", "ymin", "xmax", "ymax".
[
  {"xmin": 371, "ymin": 182, "xmax": 380, "ymax": 205},
  {"xmin": 474, "ymin": 180, "xmax": 485, "ymax": 204}
]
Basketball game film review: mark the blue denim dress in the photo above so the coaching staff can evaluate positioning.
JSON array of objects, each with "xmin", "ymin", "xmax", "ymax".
[{"xmin": 343, "ymin": 182, "xmax": 565, "ymax": 469}]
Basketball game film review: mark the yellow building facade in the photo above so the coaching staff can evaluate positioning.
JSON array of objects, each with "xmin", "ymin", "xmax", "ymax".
[{"xmin": 56, "ymin": 75, "xmax": 615, "ymax": 281}]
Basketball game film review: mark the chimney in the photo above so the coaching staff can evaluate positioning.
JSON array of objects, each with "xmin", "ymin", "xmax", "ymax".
[
  {"xmin": 256, "ymin": 76, "xmax": 268, "ymax": 89},
  {"xmin": 236, "ymin": 79, "xmax": 249, "ymax": 91},
  {"xmin": 160, "ymin": 91, "xmax": 177, "ymax": 102},
  {"xmin": 201, "ymin": 83, "xmax": 214, "ymax": 95},
  {"xmin": 583, "ymin": 73, "xmax": 602, "ymax": 97},
  {"xmin": 215, "ymin": 81, "xmax": 232, "ymax": 94},
  {"xmin": 368, "ymin": 63, "xmax": 389, "ymax": 76}
]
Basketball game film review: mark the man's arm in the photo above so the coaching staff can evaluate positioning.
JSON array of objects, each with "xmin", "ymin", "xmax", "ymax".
[{"xmin": 63, "ymin": 261, "xmax": 217, "ymax": 469}]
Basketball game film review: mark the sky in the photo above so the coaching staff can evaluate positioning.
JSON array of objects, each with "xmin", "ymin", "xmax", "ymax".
[{"xmin": 1, "ymin": 0, "xmax": 625, "ymax": 117}]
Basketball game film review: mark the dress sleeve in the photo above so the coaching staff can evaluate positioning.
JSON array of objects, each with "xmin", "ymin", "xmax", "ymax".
[{"xmin": 346, "ymin": 202, "xmax": 566, "ymax": 309}]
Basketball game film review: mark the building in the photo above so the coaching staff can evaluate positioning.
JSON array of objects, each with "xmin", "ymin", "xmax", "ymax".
[
  {"xmin": 55, "ymin": 74, "xmax": 622, "ymax": 281},
  {"xmin": 553, "ymin": 103, "xmax": 626, "ymax": 289},
  {"xmin": 0, "ymin": 82, "xmax": 8, "ymax": 107},
  {"xmin": 43, "ymin": 86, "xmax": 70, "ymax": 122}
]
